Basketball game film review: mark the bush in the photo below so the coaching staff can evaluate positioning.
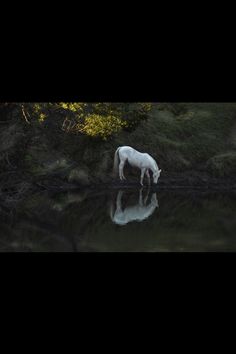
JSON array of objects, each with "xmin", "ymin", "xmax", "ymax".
[
  {"xmin": 206, "ymin": 152, "xmax": 236, "ymax": 177},
  {"xmin": 75, "ymin": 114, "xmax": 127, "ymax": 140}
]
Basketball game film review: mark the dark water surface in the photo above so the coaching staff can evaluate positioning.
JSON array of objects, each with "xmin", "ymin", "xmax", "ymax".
[{"xmin": 1, "ymin": 187, "xmax": 236, "ymax": 252}]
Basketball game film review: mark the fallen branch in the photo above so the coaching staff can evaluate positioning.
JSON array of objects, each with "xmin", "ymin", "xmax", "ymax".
[{"xmin": 21, "ymin": 104, "xmax": 30, "ymax": 124}]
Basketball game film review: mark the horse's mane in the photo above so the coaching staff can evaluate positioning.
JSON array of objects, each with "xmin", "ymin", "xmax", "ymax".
[{"xmin": 152, "ymin": 157, "xmax": 158, "ymax": 171}]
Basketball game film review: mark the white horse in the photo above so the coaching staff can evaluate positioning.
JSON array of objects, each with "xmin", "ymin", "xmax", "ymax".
[
  {"xmin": 110, "ymin": 189, "xmax": 158, "ymax": 225},
  {"xmin": 113, "ymin": 146, "xmax": 162, "ymax": 186}
]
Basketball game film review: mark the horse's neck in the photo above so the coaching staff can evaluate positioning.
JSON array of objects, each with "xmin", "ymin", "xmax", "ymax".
[
  {"xmin": 142, "ymin": 202, "xmax": 156, "ymax": 215},
  {"xmin": 150, "ymin": 160, "xmax": 158, "ymax": 173}
]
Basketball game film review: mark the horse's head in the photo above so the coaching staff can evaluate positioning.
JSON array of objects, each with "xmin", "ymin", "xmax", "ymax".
[{"xmin": 153, "ymin": 169, "xmax": 162, "ymax": 184}]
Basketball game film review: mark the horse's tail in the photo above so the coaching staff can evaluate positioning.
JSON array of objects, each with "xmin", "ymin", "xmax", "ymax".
[{"xmin": 113, "ymin": 147, "xmax": 120, "ymax": 176}]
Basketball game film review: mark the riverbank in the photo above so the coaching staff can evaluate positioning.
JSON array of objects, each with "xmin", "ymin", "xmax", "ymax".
[{"xmin": 1, "ymin": 172, "xmax": 236, "ymax": 212}]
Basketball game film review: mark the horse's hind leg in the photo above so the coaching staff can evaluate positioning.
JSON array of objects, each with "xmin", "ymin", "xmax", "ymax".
[
  {"xmin": 122, "ymin": 168, "xmax": 126, "ymax": 180},
  {"xmin": 119, "ymin": 160, "xmax": 125, "ymax": 181},
  {"xmin": 121, "ymin": 158, "xmax": 127, "ymax": 180},
  {"xmin": 140, "ymin": 168, "xmax": 146, "ymax": 186}
]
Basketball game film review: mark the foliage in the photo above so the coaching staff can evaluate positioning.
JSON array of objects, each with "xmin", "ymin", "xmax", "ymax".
[
  {"xmin": 76, "ymin": 114, "xmax": 127, "ymax": 140},
  {"xmin": 18, "ymin": 102, "xmax": 152, "ymax": 140}
]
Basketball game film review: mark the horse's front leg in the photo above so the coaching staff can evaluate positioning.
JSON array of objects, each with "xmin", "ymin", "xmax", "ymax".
[
  {"xmin": 144, "ymin": 188, "xmax": 150, "ymax": 205},
  {"xmin": 140, "ymin": 168, "xmax": 146, "ymax": 186},
  {"xmin": 145, "ymin": 170, "xmax": 151, "ymax": 186}
]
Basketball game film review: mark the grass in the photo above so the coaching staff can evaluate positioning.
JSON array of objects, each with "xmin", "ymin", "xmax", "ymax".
[
  {"xmin": 109, "ymin": 103, "xmax": 236, "ymax": 177},
  {"xmin": 206, "ymin": 151, "xmax": 236, "ymax": 177}
]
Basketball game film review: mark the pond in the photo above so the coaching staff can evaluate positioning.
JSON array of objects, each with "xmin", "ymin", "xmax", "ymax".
[{"xmin": 0, "ymin": 187, "xmax": 236, "ymax": 251}]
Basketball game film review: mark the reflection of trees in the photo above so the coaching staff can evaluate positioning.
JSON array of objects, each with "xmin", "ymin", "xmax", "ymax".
[
  {"xmin": 1, "ymin": 190, "xmax": 236, "ymax": 252},
  {"xmin": 0, "ymin": 189, "xmax": 94, "ymax": 252},
  {"xmin": 10, "ymin": 189, "xmax": 111, "ymax": 252}
]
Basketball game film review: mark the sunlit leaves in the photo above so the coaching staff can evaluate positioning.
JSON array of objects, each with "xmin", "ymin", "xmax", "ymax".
[
  {"xmin": 76, "ymin": 114, "xmax": 127, "ymax": 140},
  {"xmin": 20, "ymin": 102, "xmax": 153, "ymax": 139},
  {"xmin": 58, "ymin": 102, "xmax": 87, "ymax": 114},
  {"xmin": 39, "ymin": 113, "xmax": 47, "ymax": 122}
]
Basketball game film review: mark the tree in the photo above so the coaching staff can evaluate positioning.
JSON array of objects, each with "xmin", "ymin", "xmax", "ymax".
[{"xmin": 19, "ymin": 102, "xmax": 153, "ymax": 140}]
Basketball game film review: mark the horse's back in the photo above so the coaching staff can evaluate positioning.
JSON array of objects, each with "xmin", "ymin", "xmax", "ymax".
[
  {"xmin": 120, "ymin": 147, "xmax": 151, "ymax": 158},
  {"xmin": 118, "ymin": 146, "xmax": 157, "ymax": 169},
  {"xmin": 119, "ymin": 146, "xmax": 134, "ymax": 153},
  {"xmin": 118, "ymin": 146, "xmax": 136, "ymax": 157}
]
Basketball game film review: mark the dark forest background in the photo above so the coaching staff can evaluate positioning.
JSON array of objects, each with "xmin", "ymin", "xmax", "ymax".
[{"xmin": 1, "ymin": 102, "xmax": 236, "ymax": 195}]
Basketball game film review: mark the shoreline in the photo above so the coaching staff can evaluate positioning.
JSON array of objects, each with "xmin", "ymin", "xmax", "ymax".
[
  {"xmin": 33, "ymin": 175, "xmax": 236, "ymax": 191},
  {"xmin": 1, "ymin": 174, "xmax": 236, "ymax": 203},
  {"xmin": 1, "ymin": 176, "xmax": 236, "ymax": 217}
]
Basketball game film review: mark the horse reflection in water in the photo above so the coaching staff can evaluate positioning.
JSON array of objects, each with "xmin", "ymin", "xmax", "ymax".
[{"xmin": 110, "ymin": 189, "xmax": 158, "ymax": 225}]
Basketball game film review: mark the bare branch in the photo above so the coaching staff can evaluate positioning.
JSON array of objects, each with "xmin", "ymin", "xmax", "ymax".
[{"xmin": 21, "ymin": 104, "xmax": 30, "ymax": 124}]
